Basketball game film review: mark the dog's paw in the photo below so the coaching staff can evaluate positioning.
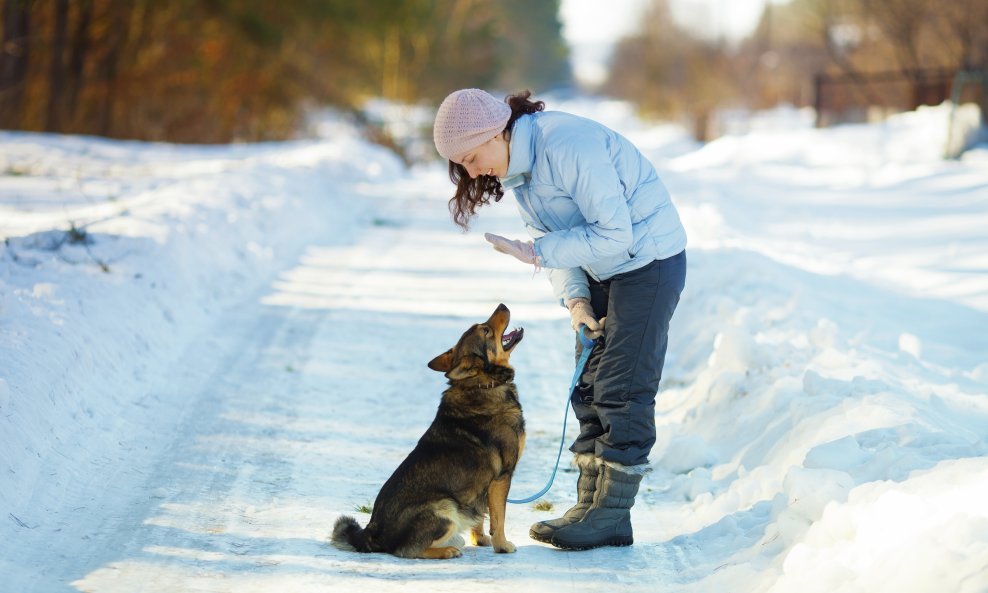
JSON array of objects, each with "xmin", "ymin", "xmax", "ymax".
[
  {"xmin": 422, "ymin": 546, "xmax": 463, "ymax": 560},
  {"xmin": 471, "ymin": 532, "xmax": 492, "ymax": 547},
  {"xmin": 494, "ymin": 540, "xmax": 517, "ymax": 554}
]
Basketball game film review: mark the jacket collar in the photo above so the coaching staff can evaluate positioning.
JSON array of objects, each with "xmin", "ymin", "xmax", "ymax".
[{"xmin": 499, "ymin": 114, "xmax": 536, "ymax": 190}]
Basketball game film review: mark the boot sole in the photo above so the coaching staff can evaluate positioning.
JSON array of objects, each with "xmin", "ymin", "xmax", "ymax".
[
  {"xmin": 530, "ymin": 519, "xmax": 584, "ymax": 544},
  {"xmin": 550, "ymin": 536, "xmax": 634, "ymax": 551},
  {"xmin": 529, "ymin": 529, "xmax": 554, "ymax": 544}
]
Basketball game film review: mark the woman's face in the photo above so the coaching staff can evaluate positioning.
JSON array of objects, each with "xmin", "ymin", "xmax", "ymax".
[{"xmin": 451, "ymin": 133, "xmax": 509, "ymax": 179}]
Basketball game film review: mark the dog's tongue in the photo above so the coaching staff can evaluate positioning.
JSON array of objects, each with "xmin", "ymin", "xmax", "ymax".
[{"xmin": 502, "ymin": 328, "xmax": 523, "ymax": 348}]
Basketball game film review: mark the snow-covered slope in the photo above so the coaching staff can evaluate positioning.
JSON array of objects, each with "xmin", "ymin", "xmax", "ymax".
[{"xmin": 1, "ymin": 102, "xmax": 986, "ymax": 593}]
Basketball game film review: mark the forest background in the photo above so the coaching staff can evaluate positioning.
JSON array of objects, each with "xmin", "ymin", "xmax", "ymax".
[{"xmin": 0, "ymin": 0, "xmax": 985, "ymax": 145}]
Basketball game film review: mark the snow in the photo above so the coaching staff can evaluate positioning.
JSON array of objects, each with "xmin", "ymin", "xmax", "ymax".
[{"xmin": 2, "ymin": 100, "xmax": 987, "ymax": 593}]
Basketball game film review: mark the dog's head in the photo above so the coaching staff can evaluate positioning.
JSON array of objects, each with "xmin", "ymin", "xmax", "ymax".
[{"xmin": 427, "ymin": 303, "xmax": 524, "ymax": 381}]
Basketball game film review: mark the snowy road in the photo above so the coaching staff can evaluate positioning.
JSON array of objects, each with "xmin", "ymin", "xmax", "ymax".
[
  {"xmin": 10, "ymin": 172, "xmax": 685, "ymax": 592},
  {"xmin": 3, "ymin": 103, "xmax": 988, "ymax": 593}
]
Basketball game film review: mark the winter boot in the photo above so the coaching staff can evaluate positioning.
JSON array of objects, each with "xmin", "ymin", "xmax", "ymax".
[
  {"xmin": 529, "ymin": 453, "xmax": 599, "ymax": 543},
  {"xmin": 549, "ymin": 460, "xmax": 647, "ymax": 550}
]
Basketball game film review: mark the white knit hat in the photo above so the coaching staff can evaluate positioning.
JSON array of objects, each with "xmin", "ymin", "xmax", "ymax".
[{"xmin": 433, "ymin": 89, "xmax": 512, "ymax": 160}]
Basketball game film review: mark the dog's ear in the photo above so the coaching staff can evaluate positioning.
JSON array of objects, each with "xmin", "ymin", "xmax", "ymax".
[
  {"xmin": 446, "ymin": 356, "xmax": 481, "ymax": 381},
  {"xmin": 428, "ymin": 349, "xmax": 454, "ymax": 373},
  {"xmin": 427, "ymin": 349, "xmax": 481, "ymax": 380}
]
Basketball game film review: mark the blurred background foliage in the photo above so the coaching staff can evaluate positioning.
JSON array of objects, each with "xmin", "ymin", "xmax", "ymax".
[
  {"xmin": 608, "ymin": 0, "xmax": 987, "ymax": 136},
  {"xmin": 0, "ymin": 0, "xmax": 570, "ymax": 142},
  {"xmin": 0, "ymin": 0, "xmax": 984, "ymax": 144}
]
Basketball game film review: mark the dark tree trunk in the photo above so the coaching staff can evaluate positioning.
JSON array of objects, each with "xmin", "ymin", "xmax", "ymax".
[
  {"xmin": 98, "ymin": 0, "xmax": 131, "ymax": 137},
  {"xmin": 0, "ymin": 0, "xmax": 32, "ymax": 128},
  {"xmin": 66, "ymin": 0, "xmax": 92, "ymax": 124},
  {"xmin": 45, "ymin": 0, "xmax": 68, "ymax": 131}
]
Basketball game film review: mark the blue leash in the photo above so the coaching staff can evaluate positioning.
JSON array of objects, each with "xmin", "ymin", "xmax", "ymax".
[{"xmin": 507, "ymin": 326, "xmax": 597, "ymax": 504}]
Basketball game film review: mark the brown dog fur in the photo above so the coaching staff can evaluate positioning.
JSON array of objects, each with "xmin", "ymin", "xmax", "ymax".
[{"xmin": 331, "ymin": 304, "xmax": 525, "ymax": 559}]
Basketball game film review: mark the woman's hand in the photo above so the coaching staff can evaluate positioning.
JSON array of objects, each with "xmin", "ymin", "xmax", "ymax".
[
  {"xmin": 565, "ymin": 298, "xmax": 605, "ymax": 339},
  {"xmin": 484, "ymin": 233, "xmax": 539, "ymax": 265}
]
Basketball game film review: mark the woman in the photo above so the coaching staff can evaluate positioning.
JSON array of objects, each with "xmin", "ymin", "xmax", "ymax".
[{"xmin": 432, "ymin": 89, "xmax": 687, "ymax": 550}]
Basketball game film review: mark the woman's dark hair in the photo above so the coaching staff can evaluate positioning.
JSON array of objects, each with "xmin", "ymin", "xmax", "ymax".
[{"xmin": 447, "ymin": 90, "xmax": 545, "ymax": 230}]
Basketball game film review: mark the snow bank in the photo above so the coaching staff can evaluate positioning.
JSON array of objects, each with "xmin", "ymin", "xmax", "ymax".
[
  {"xmin": 771, "ymin": 457, "xmax": 988, "ymax": 593},
  {"xmin": 0, "ymin": 130, "xmax": 404, "ymax": 516},
  {"xmin": 641, "ymin": 101, "xmax": 988, "ymax": 592}
]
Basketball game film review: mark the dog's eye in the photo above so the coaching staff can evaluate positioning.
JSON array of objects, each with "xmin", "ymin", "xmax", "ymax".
[{"xmin": 482, "ymin": 326, "xmax": 492, "ymax": 336}]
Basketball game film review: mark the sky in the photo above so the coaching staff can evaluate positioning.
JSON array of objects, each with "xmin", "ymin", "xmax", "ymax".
[{"xmin": 560, "ymin": 0, "xmax": 783, "ymax": 85}]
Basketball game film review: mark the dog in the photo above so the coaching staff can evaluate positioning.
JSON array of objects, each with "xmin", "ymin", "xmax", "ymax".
[{"xmin": 331, "ymin": 303, "xmax": 526, "ymax": 559}]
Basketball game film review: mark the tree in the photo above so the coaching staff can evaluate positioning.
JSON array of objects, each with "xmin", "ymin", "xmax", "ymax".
[
  {"xmin": 45, "ymin": 0, "xmax": 67, "ymax": 131},
  {"xmin": 65, "ymin": 0, "xmax": 93, "ymax": 125},
  {"xmin": 605, "ymin": 0, "xmax": 739, "ymax": 136},
  {"xmin": 0, "ymin": 0, "xmax": 32, "ymax": 128},
  {"xmin": 0, "ymin": 0, "xmax": 571, "ymax": 142}
]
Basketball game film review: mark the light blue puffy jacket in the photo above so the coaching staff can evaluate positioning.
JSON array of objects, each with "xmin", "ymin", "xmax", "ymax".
[{"xmin": 500, "ymin": 111, "xmax": 687, "ymax": 303}]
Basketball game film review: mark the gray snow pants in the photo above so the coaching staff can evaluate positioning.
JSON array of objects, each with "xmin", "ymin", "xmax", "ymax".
[{"xmin": 570, "ymin": 251, "xmax": 687, "ymax": 466}]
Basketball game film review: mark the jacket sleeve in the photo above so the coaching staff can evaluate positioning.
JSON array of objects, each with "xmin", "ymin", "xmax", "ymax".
[
  {"xmin": 547, "ymin": 268, "xmax": 591, "ymax": 306},
  {"xmin": 532, "ymin": 134, "xmax": 634, "ymax": 269},
  {"xmin": 523, "ymin": 221, "xmax": 590, "ymax": 305}
]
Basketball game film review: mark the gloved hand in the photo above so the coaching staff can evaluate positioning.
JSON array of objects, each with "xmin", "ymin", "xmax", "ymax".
[
  {"xmin": 565, "ymin": 297, "xmax": 605, "ymax": 340},
  {"xmin": 484, "ymin": 233, "xmax": 539, "ymax": 266}
]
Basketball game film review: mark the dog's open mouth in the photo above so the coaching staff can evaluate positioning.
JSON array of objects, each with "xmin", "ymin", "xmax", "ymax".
[{"xmin": 501, "ymin": 327, "xmax": 524, "ymax": 351}]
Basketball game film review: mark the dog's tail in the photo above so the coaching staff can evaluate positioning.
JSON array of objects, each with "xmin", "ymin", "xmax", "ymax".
[{"xmin": 331, "ymin": 515, "xmax": 373, "ymax": 553}]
